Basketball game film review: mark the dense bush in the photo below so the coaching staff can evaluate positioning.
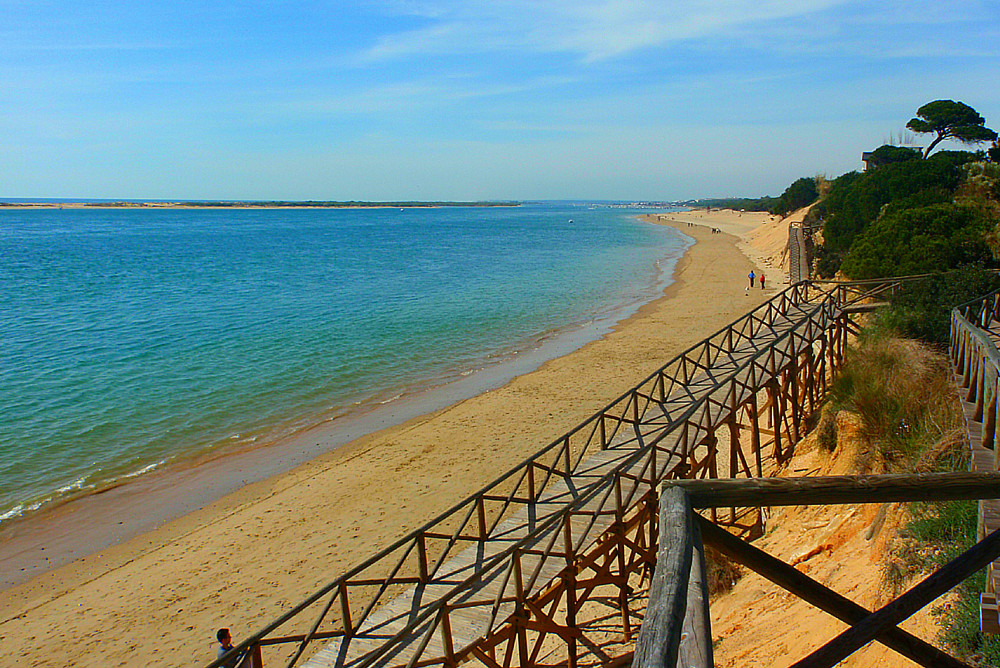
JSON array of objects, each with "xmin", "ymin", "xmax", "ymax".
[
  {"xmin": 866, "ymin": 144, "xmax": 921, "ymax": 168},
  {"xmin": 882, "ymin": 264, "xmax": 1000, "ymax": 344},
  {"xmin": 813, "ymin": 244, "xmax": 842, "ymax": 279},
  {"xmin": 771, "ymin": 177, "xmax": 819, "ymax": 217},
  {"xmin": 821, "ymin": 151, "xmax": 976, "ymax": 256},
  {"xmin": 838, "ymin": 202, "xmax": 996, "ymax": 280}
]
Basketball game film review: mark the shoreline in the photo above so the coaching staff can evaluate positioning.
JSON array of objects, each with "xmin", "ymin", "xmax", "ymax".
[
  {"xmin": 0, "ymin": 210, "xmax": 773, "ymax": 668},
  {"xmin": 0, "ymin": 215, "xmax": 691, "ymax": 587}
]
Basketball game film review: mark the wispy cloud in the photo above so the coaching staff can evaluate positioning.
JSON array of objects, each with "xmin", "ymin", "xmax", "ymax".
[
  {"xmin": 358, "ymin": 0, "xmax": 852, "ymax": 62},
  {"xmin": 272, "ymin": 74, "xmax": 578, "ymax": 116}
]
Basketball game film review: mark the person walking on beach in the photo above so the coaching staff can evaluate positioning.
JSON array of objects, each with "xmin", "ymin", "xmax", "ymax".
[
  {"xmin": 748, "ymin": 270, "xmax": 756, "ymax": 288},
  {"xmin": 760, "ymin": 273, "xmax": 766, "ymax": 290}
]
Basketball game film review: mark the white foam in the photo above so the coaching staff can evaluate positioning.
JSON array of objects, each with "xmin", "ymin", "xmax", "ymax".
[
  {"xmin": 0, "ymin": 499, "xmax": 45, "ymax": 524},
  {"xmin": 122, "ymin": 460, "xmax": 165, "ymax": 479}
]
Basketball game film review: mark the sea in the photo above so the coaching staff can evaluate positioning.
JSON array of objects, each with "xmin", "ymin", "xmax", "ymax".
[{"xmin": 0, "ymin": 202, "xmax": 690, "ymax": 526}]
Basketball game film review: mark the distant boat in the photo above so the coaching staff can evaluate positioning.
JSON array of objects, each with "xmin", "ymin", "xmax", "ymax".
[{"xmin": 568, "ymin": 219, "xmax": 574, "ymax": 223}]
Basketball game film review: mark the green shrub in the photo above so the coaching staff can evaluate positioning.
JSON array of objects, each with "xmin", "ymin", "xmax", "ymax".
[
  {"xmin": 820, "ymin": 151, "xmax": 977, "ymax": 258},
  {"xmin": 813, "ymin": 244, "xmax": 842, "ymax": 279},
  {"xmin": 867, "ymin": 144, "xmax": 922, "ymax": 168},
  {"xmin": 772, "ymin": 177, "xmax": 819, "ymax": 217},
  {"xmin": 885, "ymin": 265, "xmax": 1000, "ymax": 345},
  {"xmin": 839, "ymin": 202, "xmax": 996, "ymax": 279}
]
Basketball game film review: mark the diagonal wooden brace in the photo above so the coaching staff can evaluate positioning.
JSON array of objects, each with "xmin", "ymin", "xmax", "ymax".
[
  {"xmin": 696, "ymin": 516, "xmax": 971, "ymax": 668},
  {"xmin": 787, "ymin": 526, "xmax": 1000, "ymax": 668}
]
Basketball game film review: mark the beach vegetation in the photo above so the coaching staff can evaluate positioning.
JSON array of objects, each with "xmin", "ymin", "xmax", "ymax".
[
  {"xmin": 826, "ymin": 326, "xmax": 1000, "ymax": 664},
  {"xmin": 813, "ymin": 149, "xmax": 992, "ymax": 278},
  {"xmin": 881, "ymin": 264, "xmax": 1000, "ymax": 345},
  {"xmin": 826, "ymin": 327, "xmax": 962, "ymax": 471},
  {"xmin": 810, "ymin": 103, "xmax": 1000, "ymax": 279},
  {"xmin": 771, "ymin": 176, "xmax": 819, "ymax": 217},
  {"xmin": 806, "ymin": 102, "xmax": 1000, "ymax": 665},
  {"xmin": 907, "ymin": 100, "xmax": 998, "ymax": 159},
  {"xmin": 820, "ymin": 150, "xmax": 974, "ymax": 256},
  {"xmin": 865, "ymin": 144, "xmax": 922, "ymax": 168},
  {"xmin": 839, "ymin": 201, "xmax": 996, "ymax": 280}
]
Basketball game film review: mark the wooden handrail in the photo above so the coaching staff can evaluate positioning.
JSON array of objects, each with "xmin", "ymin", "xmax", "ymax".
[{"xmin": 669, "ymin": 471, "xmax": 1000, "ymax": 508}]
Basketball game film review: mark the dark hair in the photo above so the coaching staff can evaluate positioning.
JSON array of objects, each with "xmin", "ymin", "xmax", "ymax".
[{"xmin": 217, "ymin": 628, "xmax": 231, "ymax": 643}]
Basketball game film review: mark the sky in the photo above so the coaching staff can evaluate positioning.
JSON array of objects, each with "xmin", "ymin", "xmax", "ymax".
[{"xmin": 2, "ymin": 0, "xmax": 999, "ymax": 201}]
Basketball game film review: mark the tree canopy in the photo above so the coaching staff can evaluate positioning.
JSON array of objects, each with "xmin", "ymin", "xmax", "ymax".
[
  {"xmin": 989, "ymin": 140, "xmax": 1000, "ymax": 164},
  {"xmin": 906, "ymin": 100, "xmax": 997, "ymax": 158},
  {"xmin": 866, "ymin": 144, "xmax": 921, "ymax": 168},
  {"xmin": 818, "ymin": 151, "xmax": 974, "ymax": 257},
  {"xmin": 772, "ymin": 177, "xmax": 819, "ymax": 217}
]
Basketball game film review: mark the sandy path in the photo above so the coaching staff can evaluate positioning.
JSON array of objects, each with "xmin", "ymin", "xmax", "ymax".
[{"xmin": 0, "ymin": 211, "xmax": 774, "ymax": 668}]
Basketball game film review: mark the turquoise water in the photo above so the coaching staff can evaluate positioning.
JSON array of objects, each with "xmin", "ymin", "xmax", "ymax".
[{"xmin": 0, "ymin": 203, "xmax": 689, "ymax": 523}]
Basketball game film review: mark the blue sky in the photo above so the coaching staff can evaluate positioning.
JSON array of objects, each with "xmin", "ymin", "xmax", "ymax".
[{"xmin": 3, "ymin": 0, "xmax": 999, "ymax": 200}]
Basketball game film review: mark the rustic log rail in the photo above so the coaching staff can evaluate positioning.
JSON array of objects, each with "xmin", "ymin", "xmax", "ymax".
[
  {"xmin": 634, "ymin": 476, "xmax": 1000, "ymax": 668},
  {"xmin": 205, "ymin": 276, "xmax": 930, "ymax": 668}
]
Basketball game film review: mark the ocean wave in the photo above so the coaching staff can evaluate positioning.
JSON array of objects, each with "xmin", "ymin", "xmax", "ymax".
[{"xmin": 121, "ymin": 460, "xmax": 166, "ymax": 479}]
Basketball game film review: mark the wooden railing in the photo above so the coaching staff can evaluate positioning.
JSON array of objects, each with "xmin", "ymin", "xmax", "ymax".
[
  {"xmin": 632, "ymin": 282, "xmax": 1000, "ymax": 668},
  {"xmin": 205, "ymin": 277, "xmax": 929, "ymax": 668},
  {"xmin": 952, "ymin": 288, "xmax": 1000, "ymax": 455},
  {"xmin": 950, "ymin": 288, "xmax": 1000, "ymax": 635},
  {"xmin": 634, "ymin": 475, "xmax": 1000, "ymax": 668}
]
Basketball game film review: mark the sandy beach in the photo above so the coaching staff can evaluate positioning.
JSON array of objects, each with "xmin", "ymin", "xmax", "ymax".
[{"xmin": 0, "ymin": 209, "xmax": 774, "ymax": 668}]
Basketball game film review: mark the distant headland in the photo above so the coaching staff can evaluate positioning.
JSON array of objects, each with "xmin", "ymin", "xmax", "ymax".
[{"xmin": 0, "ymin": 199, "xmax": 522, "ymax": 209}]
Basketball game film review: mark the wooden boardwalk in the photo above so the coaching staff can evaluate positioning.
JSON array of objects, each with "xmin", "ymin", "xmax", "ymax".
[
  {"xmin": 212, "ymin": 279, "xmax": 926, "ymax": 668},
  {"xmin": 304, "ymin": 445, "xmax": 671, "ymax": 668},
  {"xmin": 301, "ymin": 299, "xmax": 827, "ymax": 668},
  {"xmin": 788, "ymin": 224, "xmax": 808, "ymax": 285}
]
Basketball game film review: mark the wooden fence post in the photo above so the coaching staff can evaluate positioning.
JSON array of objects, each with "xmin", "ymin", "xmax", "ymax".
[{"xmin": 631, "ymin": 486, "xmax": 712, "ymax": 668}]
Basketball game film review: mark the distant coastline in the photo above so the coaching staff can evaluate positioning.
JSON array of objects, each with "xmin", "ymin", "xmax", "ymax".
[{"xmin": 0, "ymin": 199, "xmax": 522, "ymax": 210}]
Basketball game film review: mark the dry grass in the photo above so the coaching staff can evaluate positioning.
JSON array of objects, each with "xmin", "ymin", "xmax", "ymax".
[
  {"xmin": 705, "ymin": 546, "xmax": 742, "ymax": 598},
  {"xmin": 827, "ymin": 329, "xmax": 963, "ymax": 473}
]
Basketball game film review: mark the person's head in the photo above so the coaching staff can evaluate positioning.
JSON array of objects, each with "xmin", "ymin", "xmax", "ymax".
[{"xmin": 217, "ymin": 628, "xmax": 232, "ymax": 646}]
